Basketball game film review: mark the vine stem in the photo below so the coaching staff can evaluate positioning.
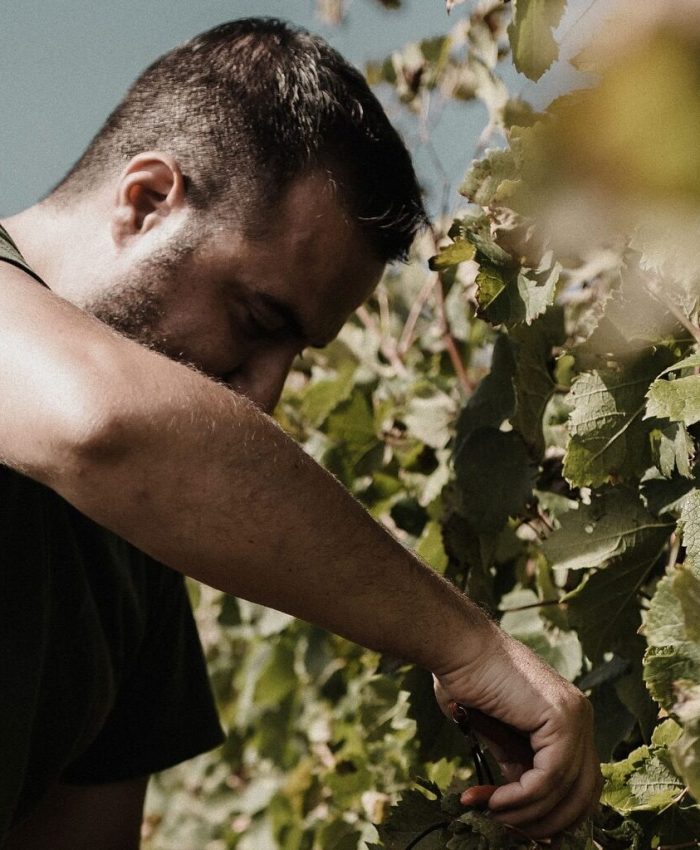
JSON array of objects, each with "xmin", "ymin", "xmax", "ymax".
[
  {"xmin": 657, "ymin": 842, "xmax": 700, "ymax": 850},
  {"xmin": 398, "ymin": 272, "xmax": 439, "ymax": 355},
  {"xmin": 435, "ymin": 270, "xmax": 475, "ymax": 395},
  {"xmin": 403, "ymin": 821, "xmax": 449, "ymax": 850},
  {"xmin": 500, "ymin": 598, "xmax": 565, "ymax": 613},
  {"xmin": 428, "ymin": 225, "xmax": 475, "ymax": 395}
]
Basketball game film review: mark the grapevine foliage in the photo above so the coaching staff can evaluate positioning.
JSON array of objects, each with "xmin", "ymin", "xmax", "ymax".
[{"xmin": 144, "ymin": 2, "xmax": 700, "ymax": 849}]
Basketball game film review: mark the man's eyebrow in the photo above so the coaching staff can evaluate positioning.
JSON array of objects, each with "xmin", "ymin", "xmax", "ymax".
[{"xmin": 253, "ymin": 291, "xmax": 333, "ymax": 348}]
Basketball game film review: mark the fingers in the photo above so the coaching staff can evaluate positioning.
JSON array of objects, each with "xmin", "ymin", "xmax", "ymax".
[
  {"xmin": 486, "ymin": 720, "xmax": 602, "ymax": 838},
  {"xmin": 460, "ymin": 785, "xmax": 498, "ymax": 808},
  {"xmin": 492, "ymin": 760, "xmax": 602, "ymax": 838}
]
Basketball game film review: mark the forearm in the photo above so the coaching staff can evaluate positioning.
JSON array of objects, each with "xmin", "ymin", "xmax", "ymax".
[{"xmin": 48, "ymin": 347, "xmax": 496, "ymax": 673}]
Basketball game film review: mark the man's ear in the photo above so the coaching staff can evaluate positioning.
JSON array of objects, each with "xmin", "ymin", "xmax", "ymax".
[{"xmin": 111, "ymin": 152, "xmax": 187, "ymax": 246}]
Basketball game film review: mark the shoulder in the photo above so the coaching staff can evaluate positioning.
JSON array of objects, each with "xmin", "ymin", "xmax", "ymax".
[{"xmin": 0, "ymin": 223, "xmax": 47, "ymax": 287}]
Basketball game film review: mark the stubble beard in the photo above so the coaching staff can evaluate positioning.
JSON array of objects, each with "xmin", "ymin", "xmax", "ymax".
[{"xmin": 83, "ymin": 240, "xmax": 197, "ymax": 360}]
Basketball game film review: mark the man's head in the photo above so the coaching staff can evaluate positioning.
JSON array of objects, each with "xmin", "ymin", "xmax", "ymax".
[
  {"xmin": 40, "ymin": 18, "xmax": 426, "ymax": 412},
  {"xmin": 49, "ymin": 17, "xmax": 426, "ymax": 262}
]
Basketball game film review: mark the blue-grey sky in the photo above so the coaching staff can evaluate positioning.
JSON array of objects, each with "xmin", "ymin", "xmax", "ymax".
[{"xmin": 0, "ymin": 0, "xmax": 618, "ymax": 217}]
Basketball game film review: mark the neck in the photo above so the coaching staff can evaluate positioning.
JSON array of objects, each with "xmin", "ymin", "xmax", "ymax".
[{"xmin": 1, "ymin": 192, "xmax": 115, "ymax": 306}]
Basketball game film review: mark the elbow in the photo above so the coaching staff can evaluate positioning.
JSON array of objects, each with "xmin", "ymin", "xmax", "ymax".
[{"xmin": 22, "ymin": 356, "xmax": 137, "ymax": 490}]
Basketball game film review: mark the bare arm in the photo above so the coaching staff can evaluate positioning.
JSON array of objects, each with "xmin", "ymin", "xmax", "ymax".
[
  {"xmin": 0, "ymin": 264, "xmax": 485, "ymax": 669},
  {"xmin": 0, "ymin": 266, "xmax": 600, "ymax": 836}
]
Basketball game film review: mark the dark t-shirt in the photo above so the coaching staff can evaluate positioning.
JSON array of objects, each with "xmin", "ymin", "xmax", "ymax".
[{"xmin": 0, "ymin": 224, "xmax": 224, "ymax": 841}]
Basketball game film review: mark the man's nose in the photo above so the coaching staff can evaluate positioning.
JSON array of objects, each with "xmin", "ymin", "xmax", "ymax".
[{"xmin": 225, "ymin": 343, "xmax": 299, "ymax": 414}]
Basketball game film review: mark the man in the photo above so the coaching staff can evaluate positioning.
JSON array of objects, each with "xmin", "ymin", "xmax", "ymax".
[{"xmin": 0, "ymin": 18, "xmax": 600, "ymax": 849}]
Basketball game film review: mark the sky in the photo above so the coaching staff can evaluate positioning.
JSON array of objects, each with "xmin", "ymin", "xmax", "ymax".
[{"xmin": 0, "ymin": 0, "xmax": 619, "ymax": 217}]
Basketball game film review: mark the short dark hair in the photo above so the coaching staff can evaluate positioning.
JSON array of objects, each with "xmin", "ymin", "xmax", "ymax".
[{"xmin": 49, "ymin": 17, "xmax": 427, "ymax": 262}]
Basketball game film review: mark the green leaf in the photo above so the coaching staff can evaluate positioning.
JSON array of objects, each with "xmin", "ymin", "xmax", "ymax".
[
  {"xmin": 543, "ymin": 489, "xmax": 673, "ymax": 572},
  {"xmin": 650, "ymin": 422, "xmax": 695, "ymax": 479},
  {"xmin": 670, "ymin": 684, "xmax": 700, "ymax": 802},
  {"xmin": 589, "ymin": 681, "xmax": 636, "ymax": 761},
  {"xmin": 627, "ymin": 749, "xmax": 686, "ymax": 811},
  {"xmin": 405, "ymin": 389, "xmax": 457, "ymax": 449},
  {"xmin": 253, "ymin": 643, "xmax": 298, "ymax": 709},
  {"xmin": 602, "ymin": 743, "xmax": 684, "ymax": 815},
  {"xmin": 564, "ymin": 355, "xmax": 669, "ymax": 488},
  {"xmin": 641, "ymin": 470, "xmax": 700, "ymax": 517},
  {"xmin": 500, "ymin": 588, "xmax": 582, "ymax": 679},
  {"xmin": 300, "ymin": 362, "xmax": 356, "ymax": 428},
  {"xmin": 374, "ymin": 789, "xmax": 447, "ymax": 850},
  {"xmin": 651, "ymin": 718, "xmax": 684, "ymax": 748},
  {"xmin": 566, "ymin": 557, "xmax": 657, "ymax": 664},
  {"xmin": 508, "ymin": 0, "xmax": 567, "ymax": 82},
  {"xmin": 601, "ymin": 745, "xmax": 651, "ymax": 814},
  {"xmin": 644, "ymin": 566, "xmax": 700, "ymax": 710},
  {"xmin": 646, "ymin": 354, "xmax": 700, "ymax": 427},
  {"xmin": 516, "ymin": 257, "xmax": 560, "ymax": 325},
  {"xmin": 447, "ymin": 810, "xmax": 524, "ymax": 849},
  {"xmin": 460, "ymin": 148, "xmax": 519, "ymax": 206},
  {"xmin": 324, "ymin": 390, "xmax": 379, "ymax": 483},
  {"xmin": 454, "ymin": 334, "xmax": 516, "ymax": 450},
  {"xmin": 429, "ymin": 239, "xmax": 477, "ymax": 271},
  {"xmin": 510, "ymin": 307, "xmax": 565, "ymax": 457},
  {"xmin": 680, "ymin": 489, "xmax": 700, "ymax": 562},
  {"xmin": 454, "ymin": 428, "xmax": 537, "ymax": 533},
  {"xmin": 416, "ymin": 520, "xmax": 448, "ymax": 574},
  {"xmin": 449, "ymin": 215, "xmax": 514, "ymax": 268}
]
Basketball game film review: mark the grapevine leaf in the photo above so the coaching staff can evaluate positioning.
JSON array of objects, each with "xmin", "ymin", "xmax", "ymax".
[
  {"xmin": 670, "ymin": 684, "xmax": 700, "ymax": 802},
  {"xmin": 429, "ymin": 239, "xmax": 477, "ymax": 271},
  {"xmin": 474, "ymin": 264, "xmax": 527, "ymax": 326},
  {"xmin": 510, "ymin": 307, "xmax": 565, "ymax": 457},
  {"xmin": 614, "ymin": 646, "xmax": 660, "ymax": 742},
  {"xmin": 416, "ymin": 520, "xmax": 449, "ymax": 574},
  {"xmin": 577, "ymin": 271, "xmax": 680, "ymax": 365},
  {"xmin": 641, "ymin": 468, "xmax": 700, "ymax": 518},
  {"xmin": 651, "ymin": 718, "xmax": 684, "ymax": 748},
  {"xmin": 324, "ymin": 391, "xmax": 378, "ymax": 483},
  {"xmin": 627, "ymin": 749, "xmax": 686, "ymax": 811},
  {"xmin": 300, "ymin": 362, "xmax": 357, "ymax": 428},
  {"xmin": 643, "ymin": 801, "xmax": 700, "ymax": 847},
  {"xmin": 566, "ymin": 557, "xmax": 657, "ymax": 664},
  {"xmin": 516, "ymin": 259, "xmax": 560, "ymax": 325},
  {"xmin": 601, "ymin": 745, "xmax": 650, "ymax": 815},
  {"xmin": 508, "ymin": 0, "xmax": 567, "ymax": 82},
  {"xmin": 454, "ymin": 428, "xmax": 537, "ymax": 533},
  {"xmin": 500, "ymin": 588, "xmax": 582, "ymax": 680},
  {"xmin": 374, "ymin": 789, "xmax": 447, "ymax": 850},
  {"xmin": 447, "ymin": 810, "xmax": 526, "ymax": 849},
  {"xmin": 676, "ymin": 561, "xmax": 700, "ymax": 643},
  {"xmin": 460, "ymin": 148, "xmax": 519, "ymax": 206},
  {"xmin": 643, "ymin": 566, "xmax": 700, "ymax": 710},
  {"xmin": 253, "ymin": 642, "xmax": 298, "ymax": 709},
  {"xmin": 564, "ymin": 354, "xmax": 670, "ymax": 488},
  {"xmin": 651, "ymin": 422, "xmax": 695, "ymax": 479},
  {"xmin": 454, "ymin": 334, "xmax": 516, "ymax": 451},
  {"xmin": 589, "ymin": 682, "xmax": 636, "ymax": 761},
  {"xmin": 449, "ymin": 215, "xmax": 514, "ymax": 268},
  {"xmin": 646, "ymin": 354, "xmax": 700, "ymax": 427},
  {"xmin": 405, "ymin": 389, "xmax": 458, "ymax": 449},
  {"xmin": 599, "ymin": 819, "xmax": 644, "ymax": 850},
  {"xmin": 543, "ymin": 489, "xmax": 673, "ymax": 572},
  {"xmin": 680, "ymin": 489, "xmax": 700, "ymax": 562}
]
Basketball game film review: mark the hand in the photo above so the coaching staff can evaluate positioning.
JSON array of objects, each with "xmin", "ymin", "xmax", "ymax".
[{"xmin": 434, "ymin": 628, "xmax": 602, "ymax": 839}]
